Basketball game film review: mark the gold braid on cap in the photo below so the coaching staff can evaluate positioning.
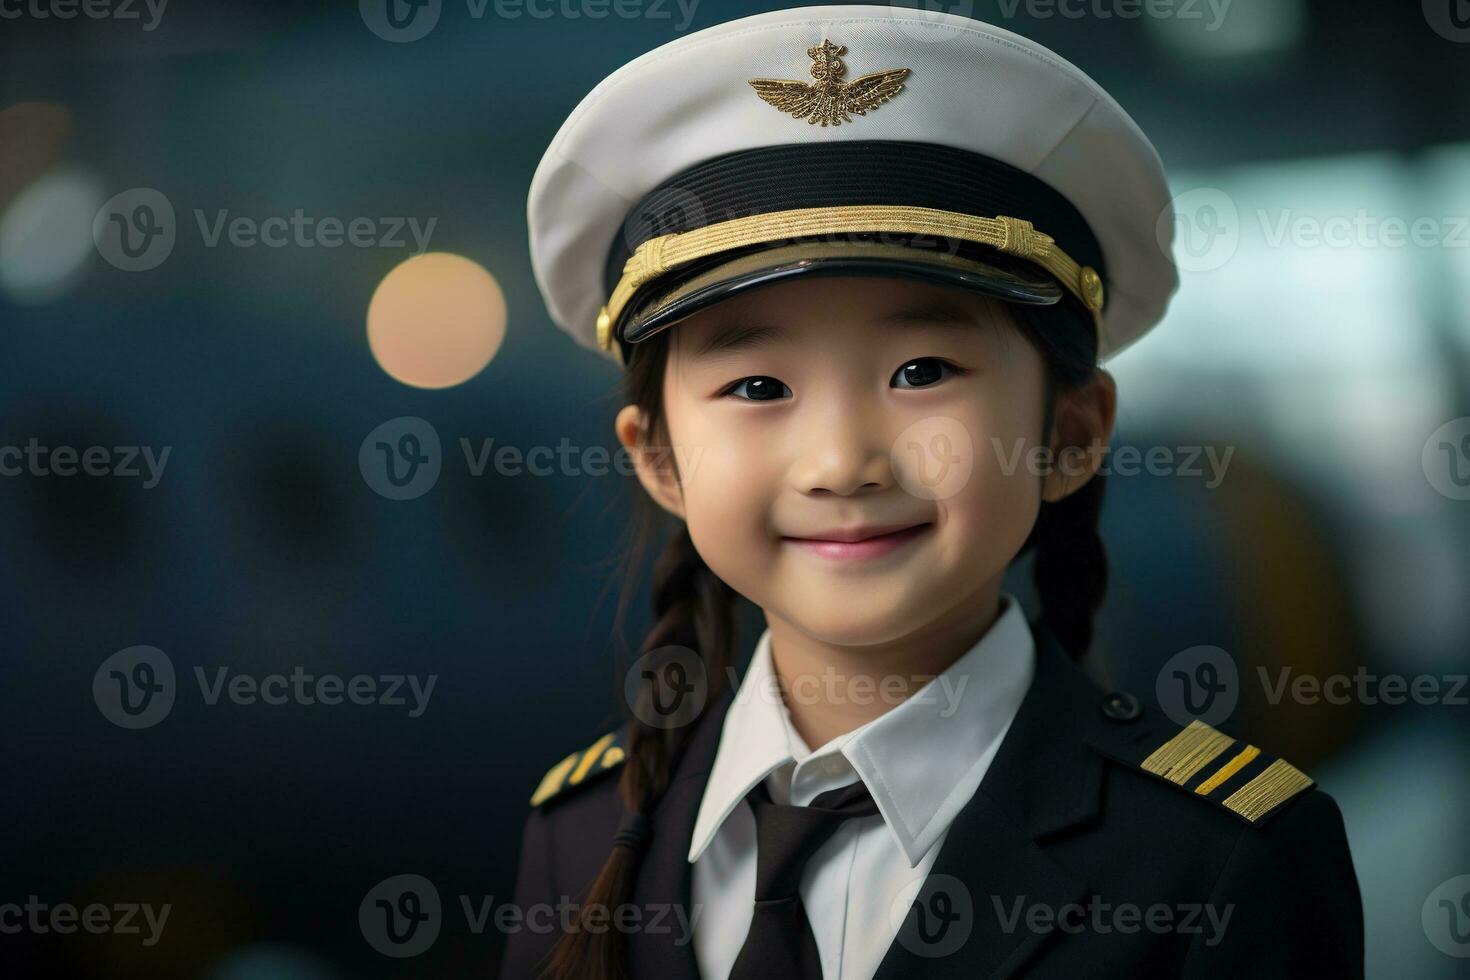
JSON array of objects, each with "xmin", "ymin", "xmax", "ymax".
[{"xmin": 596, "ymin": 205, "xmax": 1105, "ymax": 353}]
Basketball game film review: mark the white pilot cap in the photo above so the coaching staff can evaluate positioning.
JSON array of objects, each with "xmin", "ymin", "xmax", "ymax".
[{"xmin": 528, "ymin": 4, "xmax": 1178, "ymax": 364}]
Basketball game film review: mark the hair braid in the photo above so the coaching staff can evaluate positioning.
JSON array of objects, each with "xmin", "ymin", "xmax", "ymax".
[
  {"xmin": 1031, "ymin": 474, "xmax": 1108, "ymax": 659},
  {"xmin": 1011, "ymin": 298, "xmax": 1110, "ymax": 661},
  {"xmin": 540, "ymin": 341, "xmax": 737, "ymax": 980}
]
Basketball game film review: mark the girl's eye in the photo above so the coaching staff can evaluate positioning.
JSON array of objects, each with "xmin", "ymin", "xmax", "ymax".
[
  {"xmin": 891, "ymin": 357, "xmax": 959, "ymax": 389},
  {"xmin": 725, "ymin": 376, "xmax": 792, "ymax": 401}
]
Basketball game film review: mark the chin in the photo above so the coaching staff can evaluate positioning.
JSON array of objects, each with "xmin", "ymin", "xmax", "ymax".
[{"xmin": 776, "ymin": 591, "xmax": 940, "ymax": 650}]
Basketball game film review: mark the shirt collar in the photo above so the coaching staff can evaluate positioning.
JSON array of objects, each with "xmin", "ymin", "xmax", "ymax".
[{"xmin": 687, "ymin": 593, "xmax": 1036, "ymax": 867}]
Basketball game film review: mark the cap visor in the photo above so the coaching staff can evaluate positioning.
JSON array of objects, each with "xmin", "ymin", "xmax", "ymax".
[{"xmin": 620, "ymin": 239, "xmax": 1064, "ymax": 345}]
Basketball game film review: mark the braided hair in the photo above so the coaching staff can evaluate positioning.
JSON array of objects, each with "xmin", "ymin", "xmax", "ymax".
[{"xmin": 540, "ymin": 289, "xmax": 1106, "ymax": 979}]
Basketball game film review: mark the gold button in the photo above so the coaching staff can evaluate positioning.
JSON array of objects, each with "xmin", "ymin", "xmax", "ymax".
[
  {"xmin": 596, "ymin": 306, "xmax": 613, "ymax": 350},
  {"xmin": 1079, "ymin": 266, "xmax": 1104, "ymax": 312}
]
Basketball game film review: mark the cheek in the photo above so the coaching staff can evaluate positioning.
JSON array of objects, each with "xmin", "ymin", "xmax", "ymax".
[
  {"xmin": 948, "ymin": 460, "xmax": 1041, "ymax": 562},
  {"xmin": 937, "ymin": 377, "xmax": 1047, "ymax": 559},
  {"xmin": 663, "ymin": 396, "xmax": 782, "ymax": 569},
  {"xmin": 683, "ymin": 438, "xmax": 767, "ymax": 523}
]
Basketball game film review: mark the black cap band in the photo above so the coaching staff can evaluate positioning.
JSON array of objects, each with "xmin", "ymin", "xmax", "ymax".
[{"xmin": 605, "ymin": 140, "xmax": 1106, "ymax": 296}]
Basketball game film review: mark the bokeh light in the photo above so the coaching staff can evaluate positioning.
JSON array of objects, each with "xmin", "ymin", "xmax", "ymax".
[
  {"xmin": 366, "ymin": 251, "xmax": 506, "ymax": 389},
  {"xmin": 0, "ymin": 167, "xmax": 102, "ymax": 303}
]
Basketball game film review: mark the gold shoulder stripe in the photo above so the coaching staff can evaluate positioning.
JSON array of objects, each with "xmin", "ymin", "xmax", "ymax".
[
  {"xmin": 529, "ymin": 729, "xmax": 627, "ymax": 807},
  {"xmin": 1121, "ymin": 718, "xmax": 1316, "ymax": 826},
  {"xmin": 1140, "ymin": 719, "xmax": 1234, "ymax": 785},
  {"xmin": 529, "ymin": 752, "xmax": 579, "ymax": 807},
  {"xmin": 1194, "ymin": 744, "xmax": 1260, "ymax": 797},
  {"xmin": 1222, "ymin": 757, "xmax": 1314, "ymax": 823},
  {"xmin": 567, "ymin": 732, "xmax": 616, "ymax": 787}
]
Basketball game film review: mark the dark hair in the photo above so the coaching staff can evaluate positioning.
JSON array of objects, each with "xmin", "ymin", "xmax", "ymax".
[{"xmin": 539, "ymin": 285, "xmax": 1106, "ymax": 980}]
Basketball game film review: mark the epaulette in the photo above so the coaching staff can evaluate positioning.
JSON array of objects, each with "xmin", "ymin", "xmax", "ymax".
[
  {"xmin": 1094, "ymin": 718, "xmax": 1316, "ymax": 827},
  {"xmin": 529, "ymin": 728, "xmax": 627, "ymax": 807}
]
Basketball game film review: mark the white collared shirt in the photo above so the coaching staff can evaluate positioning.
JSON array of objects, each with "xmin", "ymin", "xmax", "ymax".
[{"xmin": 688, "ymin": 594, "xmax": 1037, "ymax": 980}]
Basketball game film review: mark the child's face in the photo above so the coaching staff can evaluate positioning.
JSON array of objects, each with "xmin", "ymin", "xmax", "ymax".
[{"xmin": 620, "ymin": 275, "xmax": 1098, "ymax": 649}]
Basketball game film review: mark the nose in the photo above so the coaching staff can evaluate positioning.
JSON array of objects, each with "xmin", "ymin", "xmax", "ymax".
[{"xmin": 786, "ymin": 405, "xmax": 894, "ymax": 497}]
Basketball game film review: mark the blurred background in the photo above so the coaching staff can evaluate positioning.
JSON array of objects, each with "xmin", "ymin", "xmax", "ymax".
[{"xmin": 1, "ymin": 0, "xmax": 1467, "ymax": 976}]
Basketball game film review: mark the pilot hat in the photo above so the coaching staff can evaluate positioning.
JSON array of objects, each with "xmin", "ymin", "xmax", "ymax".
[{"xmin": 528, "ymin": 4, "xmax": 1178, "ymax": 366}]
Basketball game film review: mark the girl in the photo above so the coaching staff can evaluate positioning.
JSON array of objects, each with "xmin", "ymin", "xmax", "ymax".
[{"xmin": 503, "ymin": 6, "xmax": 1362, "ymax": 979}]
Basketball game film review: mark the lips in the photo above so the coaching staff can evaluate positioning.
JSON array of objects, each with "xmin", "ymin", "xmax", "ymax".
[
  {"xmin": 782, "ymin": 522, "xmax": 932, "ymax": 561},
  {"xmin": 792, "ymin": 523, "xmax": 928, "ymax": 543}
]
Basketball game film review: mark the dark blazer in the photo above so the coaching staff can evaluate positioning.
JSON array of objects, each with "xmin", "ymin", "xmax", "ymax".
[{"xmin": 501, "ymin": 623, "xmax": 1364, "ymax": 979}]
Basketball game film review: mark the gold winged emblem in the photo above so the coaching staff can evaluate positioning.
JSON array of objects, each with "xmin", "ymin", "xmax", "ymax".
[{"xmin": 749, "ymin": 40, "xmax": 910, "ymax": 127}]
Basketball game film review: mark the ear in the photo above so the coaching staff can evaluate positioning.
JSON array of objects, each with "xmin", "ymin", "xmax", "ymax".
[
  {"xmin": 1041, "ymin": 368, "xmax": 1117, "ymax": 503},
  {"xmin": 615, "ymin": 403, "xmax": 687, "ymax": 520}
]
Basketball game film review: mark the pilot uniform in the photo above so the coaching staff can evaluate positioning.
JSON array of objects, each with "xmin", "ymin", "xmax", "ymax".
[
  {"xmin": 503, "ymin": 611, "xmax": 1362, "ymax": 978},
  {"xmin": 505, "ymin": 5, "xmax": 1364, "ymax": 978}
]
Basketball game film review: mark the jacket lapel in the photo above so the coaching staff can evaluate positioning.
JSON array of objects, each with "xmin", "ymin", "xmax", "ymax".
[
  {"xmin": 626, "ymin": 686, "xmax": 734, "ymax": 980},
  {"xmin": 874, "ymin": 622, "xmax": 1107, "ymax": 980}
]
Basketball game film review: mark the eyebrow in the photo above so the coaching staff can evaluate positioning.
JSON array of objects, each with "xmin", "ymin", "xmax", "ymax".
[
  {"xmin": 879, "ymin": 299, "xmax": 985, "ymax": 329},
  {"xmin": 690, "ymin": 319, "xmax": 785, "ymax": 358},
  {"xmin": 688, "ymin": 296, "xmax": 987, "ymax": 358}
]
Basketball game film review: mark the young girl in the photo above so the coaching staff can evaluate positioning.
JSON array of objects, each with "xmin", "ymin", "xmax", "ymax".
[{"xmin": 502, "ymin": 7, "xmax": 1362, "ymax": 979}]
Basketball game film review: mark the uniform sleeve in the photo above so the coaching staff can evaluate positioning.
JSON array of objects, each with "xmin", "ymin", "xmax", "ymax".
[
  {"xmin": 1180, "ymin": 789, "xmax": 1364, "ymax": 979},
  {"xmin": 499, "ymin": 808, "xmax": 558, "ymax": 980}
]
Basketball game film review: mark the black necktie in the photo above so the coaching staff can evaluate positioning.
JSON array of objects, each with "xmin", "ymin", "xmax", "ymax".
[{"xmin": 727, "ymin": 777, "xmax": 880, "ymax": 980}]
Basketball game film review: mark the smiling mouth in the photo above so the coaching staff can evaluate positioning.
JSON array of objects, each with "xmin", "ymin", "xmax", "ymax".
[{"xmin": 781, "ymin": 522, "xmax": 933, "ymax": 561}]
